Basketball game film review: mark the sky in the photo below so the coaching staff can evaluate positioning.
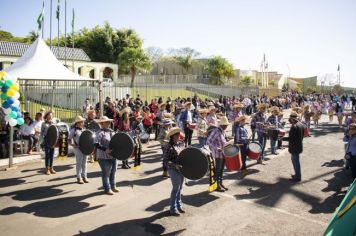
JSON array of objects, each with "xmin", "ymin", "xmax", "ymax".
[{"xmin": 1, "ymin": 0, "xmax": 356, "ymax": 87}]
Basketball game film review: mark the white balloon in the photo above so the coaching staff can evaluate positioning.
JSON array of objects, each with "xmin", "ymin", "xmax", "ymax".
[
  {"xmin": 5, "ymin": 116, "xmax": 10, "ymax": 122},
  {"xmin": 13, "ymin": 92, "xmax": 20, "ymax": 99},
  {"xmin": 3, "ymin": 107, "xmax": 12, "ymax": 114},
  {"xmin": 9, "ymin": 118, "xmax": 17, "ymax": 126},
  {"xmin": 13, "ymin": 99, "xmax": 20, "ymax": 107}
]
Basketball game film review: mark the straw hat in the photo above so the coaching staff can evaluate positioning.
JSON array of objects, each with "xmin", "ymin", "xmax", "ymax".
[
  {"xmin": 208, "ymin": 106, "xmax": 217, "ymax": 112},
  {"xmin": 218, "ymin": 116, "xmax": 230, "ymax": 126},
  {"xmin": 233, "ymin": 103, "xmax": 244, "ymax": 109},
  {"xmin": 184, "ymin": 102, "xmax": 192, "ymax": 108},
  {"xmin": 159, "ymin": 103, "xmax": 166, "ymax": 110},
  {"xmin": 206, "ymin": 102, "xmax": 214, "ymax": 107},
  {"xmin": 198, "ymin": 108, "xmax": 209, "ymax": 114},
  {"xmin": 74, "ymin": 115, "xmax": 85, "ymax": 124},
  {"xmin": 270, "ymin": 106, "xmax": 279, "ymax": 113},
  {"xmin": 257, "ymin": 103, "xmax": 268, "ymax": 110},
  {"xmin": 303, "ymin": 105, "xmax": 310, "ymax": 111},
  {"xmin": 119, "ymin": 107, "xmax": 131, "ymax": 116},
  {"xmin": 164, "ymin": 113, "xmax": 174, "ymax": 119},
  {"xmin": 167, "ymin": 127, "xmax": 182, "ymax": 138},
  {"xmin": 349, "ymin": 123, "xmax": 356, "ymax": 135},
  {"xmin": 289, "ymin": 112, "xmax": 299, "ymax": 119},
  {"xmin": 95, "ymin": 116, "xmax": 113, "ymax": 123},
  {"xmin": 162, "ymin": 118, "xmax": 174, "ymax": 126},
  {"xmin": 44, "ymin": 110, "xmax": 54, "ymax": 119},
  {"xmin": 235, "ymin": 115, "xmax": 248, "ymax": 123},
  {"xmin": 278, "ymin": 112, "xmax": 284, "ymax": 117}
]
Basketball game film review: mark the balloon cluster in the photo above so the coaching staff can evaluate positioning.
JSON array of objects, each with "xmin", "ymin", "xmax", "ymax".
[{"xmin": 0, "ymin": 71, "xmax": 24, "ymax": 126}]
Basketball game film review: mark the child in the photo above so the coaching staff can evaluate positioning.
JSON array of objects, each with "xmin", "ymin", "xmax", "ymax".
[
  {"xmin": 157, "ymin": 119, "xmax": 173, "ymax": 177},
  {"xmin": 234, "ymin": 115, "xmax": 249, "ymax": 176}
]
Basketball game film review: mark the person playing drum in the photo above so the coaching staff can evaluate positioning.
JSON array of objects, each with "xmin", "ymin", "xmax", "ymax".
[
  {"xmin": 229, "ymin": 103, "xmax": 243, "ymax": 137},
  {"xmin": 234, "ymin": 115, "xmax": 249, "ymax": 177},
  {"xmin": 158, "ymin": 119, "xmax": 174, "ymax": 178},
  {"xmin": 68, "ymin": 116, "xmax": 89, "ymax": 184},
  {"xmin": 162, "ymin": 127, "xmax": 185, "ymax": 216},
  {"xmin": 94, "ymin": 116, "xmax": 119, "ymax": 195},
  {"xmin": 118, "ymin": 107, "xmax": 132, "ymax": 169},
  {"xmin": 85, "ymin": 109, "xmax": 98, "ymax": 163},
  {"xmin": 277, "ymin": 111, "xmax": 285, "ymax": 150},
  {"xmin": 267, "ymin": 106, "xmax": 281, "ymax": 155},
  {"xmin": 207, "ymin": 116, "xmax": 229, "ymax": 192},
  {"xmin": 40, "ymin": 110, "xmax": 56, "ymax": 175},
  {"xmin": 251, "ymin": 103, "xmax": 268, "ymax": 164},
  {"xmin": 197, "ymin": 109, "xmax": 209, "ymax": 147}
]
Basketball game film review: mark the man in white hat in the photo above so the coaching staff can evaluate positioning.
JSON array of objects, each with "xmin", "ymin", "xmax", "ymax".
[
  {"xmin": 94, "ymin": 116, "xmax": 119, "ymax": 195},
  {"xmin": 68, "ymin": 116, "xmax": 89, "ymax": 184},
  {"xmin": 207, "ymin": 116, "xmax": 229, "ymax": 192}
]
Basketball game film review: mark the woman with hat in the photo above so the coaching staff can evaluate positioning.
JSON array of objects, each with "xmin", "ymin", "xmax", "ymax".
[
  {"xmin": 207, "ymin": 116, "xmax": 229, "ymax": 192},
  {"xmin": 344, "ymin": 123, "xmax": 356, "ymax": 179},
  {"xmin": 179, "ymin": 102, "xmax": 194, "ymax": 147},
  {"xmin": 163, "ymin": 127, "xmax": 186, "ymax": 216},
  {"xmin": 251, "ymin": 103, "xmax": 268, "ymax": 164},
  {"xmin": 68, "ymin": 116, "xmax": 89, "ymax": 184},
  {"xmin": 40, "ymin": 110, "xmax": 56, "ymax": 175},
  {"xmin": 197, "ymin": 109, "xmax": 209, "ymax": 147},
  {"xmin": 266, "ymin": 106, "xmax": 281, "ymax": 155},
  {"xmin": 94, "ymin": 116, "xmax": 119, "ymax": 195},
  {"xmin": 158, "ymin": 118, "xmax": 174, "ymax": 178},
  {"xmin": 207, "ymin": 105, "xmax": 218, "ymax": 127},
  {"xmin": 234, "ymin": 115, "xmax": 249, "ymax": 176},
  {"xmin": 285, "ymin": 112, "xmax": 305, "ymax": 182}
]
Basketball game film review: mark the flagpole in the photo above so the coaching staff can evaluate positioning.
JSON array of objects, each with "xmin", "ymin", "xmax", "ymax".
[
  {"xmin": 64, "ymin": 0, "xmax": 67, "ymax": 66},
  {"xmin": 57, "ymin": 0, "xmax": 60, "ymax": 53},
  {"xmin": 50, "ymin": 0, "xmax": 53, "ymax": 48},
  {"xmin": 72, "ymin": 8, "xmax": 75, "ymax": 73},
  {"xmin": 338, "ymin": 65, "xmax": 341, "ymax": 86},
  {"xmin": 42, "ymin": 1, "xmax": 45, "ymax": 39}
]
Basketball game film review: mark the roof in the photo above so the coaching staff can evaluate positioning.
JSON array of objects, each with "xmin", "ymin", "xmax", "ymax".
[{"xmin": 0, "ymin": 41, "xmax": 91, "ymax": 62}]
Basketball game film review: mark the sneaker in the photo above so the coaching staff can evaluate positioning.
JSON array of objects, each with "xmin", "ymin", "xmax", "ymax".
[
  {"xmin": 111, "ymin": 187, "xmax": 119, "ymax": 193},
  {"xmin": 169, "ymin": 210, "xmax": 180, "ymax": 216},
  {"xmin": 215, "ymin": 187, "xmax": 225, "ymax": 192},
  {"xmin": 177, "ymin": 207, "xmax": 186, "ymax": 214},
  {"xmin": 105, "ymin": 190, "xmax": 114, "ymax": 195}
]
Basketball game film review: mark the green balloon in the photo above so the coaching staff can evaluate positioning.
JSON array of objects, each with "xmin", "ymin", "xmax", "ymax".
[
  {"xmin": 0, "ymin": 80, "xmax": 4, "ymax": 87},
  {"xmin": 5, "ymin": 80, "xmax": 14, "ymax": 87},
  {"xmin": 9, "ymin": 111, "xmax": 17, "ymax": 119},
  {"xmin": 1, "ymin": 93, "xmax": 8, "ymax": 100},
  {"xmin": 17, "ymin": 117, "xmax": 24, "ymax": 125}
]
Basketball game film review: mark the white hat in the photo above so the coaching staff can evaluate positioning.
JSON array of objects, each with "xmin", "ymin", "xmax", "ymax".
[
  {"xmin": 167, "ymin": 127, "xmax": 182, "ymax": 138},
  {"xmin": 218, "ymin": 116, "xmax": 230, "ymax": 126},
  {"xmin": 74, "ymin": 115, "xmax": 85, "ymax": 124},
  {"xmin": 95, "ymin": 116, "xmax": 113, "ymax": 123}
]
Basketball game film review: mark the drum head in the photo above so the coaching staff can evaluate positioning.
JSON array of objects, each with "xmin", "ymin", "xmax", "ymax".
[
  {"xmin": 109, "ymin": 132, "xmax": 135, "ymax": 160},
  {"xmin": 177, "ymin": 147, "xmax": 209, "ymax": 180},
  {"xmin": 223, "ymin": 144, "xmax": 240, "ymax": 157},
  {"xmin": 79, "ymin": 130, "xmax": 95, "ymax": 155},
  {"xmin": 46, "ymin": 125, "xmax": 59, "ymax": 147},
  {"xmin": 248, "ymin": 142, "xmax": 262, "ymax": 153},
  {"xmin": 88, "ymin": 121, "xmax": 100, "ymax": 132},
  {"xmin": 140, "ymin": 132, "xmax": 149, "ymax": 143}
]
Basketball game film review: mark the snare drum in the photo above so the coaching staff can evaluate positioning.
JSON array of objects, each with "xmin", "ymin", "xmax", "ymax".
[
  {"xmin": 247, "ymin": 142, "xmax": 262, "ymax": 160},
  {"xmin": 188, "ymin": 123, "xmax": 197, "ymax": 130},
  {"xmin": 278, "ymin": 129, "xmax": 286, "ymax": 137},
  {"xmin": 222, "ymin": 144, "xmax": 242, "ymax": 171}
]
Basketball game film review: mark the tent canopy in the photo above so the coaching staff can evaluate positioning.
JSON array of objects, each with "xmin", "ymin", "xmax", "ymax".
[{"xmin": 4, "ymin": 37, "xmax": 97, "ymax": 81}]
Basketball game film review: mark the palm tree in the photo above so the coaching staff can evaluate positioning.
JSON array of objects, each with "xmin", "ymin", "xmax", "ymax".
[{"xmin": 117, "ymin": 48, "xmax": 152, "ymax": 88}]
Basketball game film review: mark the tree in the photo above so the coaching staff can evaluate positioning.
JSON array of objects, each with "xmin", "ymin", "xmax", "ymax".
[
  {"xmin": 117, "ymin": 48, "xmax": 152, "ymax": 88},
  {"xmin": 27, "ymin": 31, "xmax": 38, "ymax": 43},
  {"xmin": 145, "ymin": 46, "xmax": 164, "ymax": 63},
  {"xmin": 240, "ymin": 76, "xmax": 252, "ymax": 87},
  {"xmin": 269, "ymin": 80, "xmax": 276, "ymax": 87},
  {"xmin": 207, "ymin": 56, "xmax": 235, "ymax": 85},
  {"xmin": 333, "ymin": 84, "xmax": 344, "ymax": 95},
  {"xmin": 169, "ymin": 47, "xmax": 200, "ymax": 74},
  {"xmin": 0, "ymin": 30, "xmax": 14, "ymax": 41}
]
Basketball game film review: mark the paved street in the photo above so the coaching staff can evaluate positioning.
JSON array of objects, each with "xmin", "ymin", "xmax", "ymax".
[{"xmin": 0, "ymin": 114, "xmax": 353, "ymax": 236}]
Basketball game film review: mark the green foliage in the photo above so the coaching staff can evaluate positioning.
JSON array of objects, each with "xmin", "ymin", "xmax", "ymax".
[
  {"xmin": 169, "ymin": 47, "xmax": 200, "ymax": 74},
  {"xmin": 207, "ymin": 56, "xmax": 235, "ymax": 85},
  {"xmin": 0, "ymin": 30, "xmax": 14, "ymax": 41},
  {"xmin": 0, "ymin": 30, "xmax": 37, "ymax": 43},
  {"xmin": 117, "ymin": 48, "xmax": 152, "ymax": 88},
  {"xmin": 240, "ymin": 76, "xmax": 252, "ymax": 87},
  {"xmin": 269, "ymin": 80, "xmax": 276, "ymax": 87},
  {"xmin": 333, "ymin": 84, "xmax": 344, "ymax": 95}
]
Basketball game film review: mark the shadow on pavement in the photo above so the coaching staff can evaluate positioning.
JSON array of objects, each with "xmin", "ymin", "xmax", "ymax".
[
  {"xmin": 145, "ymin": 191, "xmax": 219, "ymax": 212},
  {"xmin": 119, "ymin": 175, "xmax": 166, "ymax": 187},
  {"xmin": 0, "ymin": 173, "xmax": 41, "ymax": 188},
  {"xmin": 75, "ymin": 211, "xmax": 186, "ymax": 236},
  {"xmin": 21, "ymin": 164, "xmax": 75, "ymax": 174},
  {"xmin": 0, "ymin": 191, "xmax": 104, "ymax": 218},
  {"xmin": 321, "ymin": 159, "xmax": 345, "ymax": 168},
  {"xmin": 310, "ymin": 124, "xmax": 343, "ymax": 138}
]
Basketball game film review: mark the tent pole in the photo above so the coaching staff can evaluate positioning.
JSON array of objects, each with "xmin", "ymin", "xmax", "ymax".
[
  {"xmin": 51, "ymin": 81, "xmax": 56, "ymax": 110},
  {"xmin": 8, "ymin": 126, "xmax": 14, "ymax": 168}
]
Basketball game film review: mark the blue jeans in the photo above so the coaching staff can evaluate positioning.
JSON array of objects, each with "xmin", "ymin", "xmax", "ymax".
[
  {"xmin": 98, "ymin": 158, "xmax": 117, "ymax": 191},
  {"xmin": 215, "ymin": 158, "xmax": 226, "ymax": 184},
  {"xmin": 270, "ymin": 139, "xmax": 277, "ymax": 154},
  {"xmin": 167, "ymin": 168, "xmax": 184, "ymax": 212},
  {"xmin": 44, "ymin": 145, "xmax": 54, "ymax": 167},
  {"xmin": 198, "ymin": 137, "xmax": 207, "ymax": 147},
  {"xmin": 74, "ymin": 148, "xmax": 88, "ymax": 178},
  {"xmin": 257, "ymin": 133, "xmax": 267, "ymax": 160},
  {"xmin": 291, "ymin": 153, "xmax": 301, "ymax": 179}
]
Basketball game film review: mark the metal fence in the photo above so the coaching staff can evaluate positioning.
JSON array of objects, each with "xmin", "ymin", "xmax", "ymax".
[{"xmin": 116, "ymin": 74, "xmax": 202, "ymax": 85}]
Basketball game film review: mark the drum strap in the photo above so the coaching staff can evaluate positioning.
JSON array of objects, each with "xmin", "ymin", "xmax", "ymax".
[{"xmin": 207, "ymin": 153, "xmax": 217, "ymax": 192}]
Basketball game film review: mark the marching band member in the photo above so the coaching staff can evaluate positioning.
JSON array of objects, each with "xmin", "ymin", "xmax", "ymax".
[
  {"xmin": 335, "ymin": 102, "xmax": 344, "ymax": 127},
  {"xmin": 344, "ymin": 123, "xmax": 356, "ymax": 179},
  {"xmin": 40, "ymin": 110, "xmax": 56, "ymax": 175},
  {"xmin": 267, "ymin": 106, "xmax": 281, "ymax": 155},
  {"xmin": 85, "ymin": 109, "xmax": 98, "ymax": 163},
  {"xmin": 158, "ymin": 119, "xmax": 174, "ymax": 178},
  {"xmin": 179, "ymin": 102, "xmax": 193, "ymax": 147},
  {"xmin": 94, "ymin": 116, "xmax": 119, "ymax": 195},
  {"xmin": 251, "ymin": 104, "xmax": 268, "ymax": 164},
  {"xmin": 118, "ymin": 107, "xmax": 133, "ymax": 169},
  {"xmin": 277, "ymin": 111, "xmax": 285, "ymax": 150},
  {"xmin": 68, "ymin": 116, "xmax": 89, "ymax": 184},
  {"xmin": 207, "ymin": 105, "xmax": 218, "ymax": 127},
  {"xmin": 234, "ymin": 115, "xmax": 249, "ymax": 176},
  {"xmin": 229, "ymin": 103, "xmax": 243, "ymax": 137},
  {"xmin": 163, "ymin": 127, "xmax": 186, "ymax": 216},
  {"xmin": 197, "ymin": 109, "xmax": 209, "ymax": 147},
  {"xmin": 154, "ymin": 103, "xmax": 167, "ymax": 140},
  {"xmin": 207, "ymin": 116, "xmax": 229, "ymax": 192}
]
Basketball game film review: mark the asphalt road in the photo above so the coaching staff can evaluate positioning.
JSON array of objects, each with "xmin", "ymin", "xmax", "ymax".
[{"xmin": 0, "ymin": 113, "xmax": 353, "ymax": 236}]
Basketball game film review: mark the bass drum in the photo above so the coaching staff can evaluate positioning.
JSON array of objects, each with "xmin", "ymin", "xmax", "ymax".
[
  {"xmin": 79, "ymin": 130, "xmax": 95, "ymax": 155},
  {"xmin": 109, "ymin": 132, "xmax": 135, "ymax": 160},
  {"xmin": 46, "ymin": 125, "xmax": 59, "ymax": 148},
  {"xmin": 177, "ymin": 147, "xmax": 209, "ymax": 180}
]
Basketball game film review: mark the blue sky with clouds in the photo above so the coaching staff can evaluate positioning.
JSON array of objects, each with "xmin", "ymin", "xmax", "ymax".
[{"xmin": 1, "ymin": 0, "xmax": 355, "ymax": 86}]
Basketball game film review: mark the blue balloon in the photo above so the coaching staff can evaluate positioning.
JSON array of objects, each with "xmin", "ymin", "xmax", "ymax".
[
  {"xmin": 2, "ymin": 101, "xmax": 11, "ymax": 109},
  {"xmin": 6, "ymin": 98, "xmax": 14, "ymax": 105},
  {"xmin": 1, "ymin": 85, "xmax": 9, "ymax": 93},
  {"xmin": 11, "ymin": 106, "xmax": 19, "ymax": 112},
  {"xmin": 16, "ymin": 111, "xmax": 22, "ymax": 118}
]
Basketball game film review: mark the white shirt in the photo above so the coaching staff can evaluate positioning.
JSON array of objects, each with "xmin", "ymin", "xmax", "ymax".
[
  {"xmin": 20, "ymin": 124, "xmax": 35, "ymax": 136},
  {"xmin": 33, "ymin": 120, "xmax": 43, "ymax": 133},
  {"xmin": 187, "ymin": 110, "xmax": 192, "ymax": 123}
]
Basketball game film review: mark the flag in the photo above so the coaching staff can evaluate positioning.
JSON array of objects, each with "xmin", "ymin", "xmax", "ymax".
[
  {"xmin": 37, "ymin": 0, "xmax": 45, "ymax": 30},
  {"xmin": 337, "ymin": 64, "xmax": 340, "ymax": 72},
  {"xmin": 56, "ymin": 0, "xmax": 60, "ymax": 19},
  {"xmin": 71, "ymin": 8, "xmax": 75, "ymax": 31}
]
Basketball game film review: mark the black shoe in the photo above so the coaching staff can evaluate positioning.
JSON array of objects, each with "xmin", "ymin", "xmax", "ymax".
[
  {"xmin": 272, "ymin": 152, "xmax": 279, "ymax": 155},
  {"xmin": 220, "ymin": 184, "xmax": 229, "ymax": 191},
  {"xmin": 290, "ymin": 175, "xmax": 301, "ymax": 182},
  {"xmin": 122, "ymin": 165, "xmax": 130, "ymax": 169},
  {"xmin": 177, "ymin": 207, "xmax": 186, "ymax": 214},
  {"xmin": 215, "ymin": 187, "xmax": 225, "ymax": 192},
  {"xmin": 169, "ymin": 211, "xmax": 180, "ymax": 216}
]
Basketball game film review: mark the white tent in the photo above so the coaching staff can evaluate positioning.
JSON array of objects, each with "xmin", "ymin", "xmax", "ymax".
[{"xmin": 4, "ymin": 37, "xmax": 94, "ymax": 81}]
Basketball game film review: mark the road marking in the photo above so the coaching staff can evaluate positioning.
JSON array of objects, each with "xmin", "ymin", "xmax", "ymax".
[{"xmin": 212, "ymin": 191, "xmax": 328, "ymax": 226}]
